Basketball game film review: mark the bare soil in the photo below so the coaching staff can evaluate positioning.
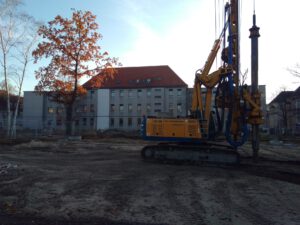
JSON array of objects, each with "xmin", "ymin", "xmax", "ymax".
[{"xmin": 0, "ymin": 138, "xmax": 300, "ymax": 225}]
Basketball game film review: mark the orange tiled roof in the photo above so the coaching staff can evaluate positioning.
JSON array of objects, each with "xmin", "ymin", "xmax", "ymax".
[{"xmin": 83, "ymin": 65, "xmax": 187, "ymax": 89}]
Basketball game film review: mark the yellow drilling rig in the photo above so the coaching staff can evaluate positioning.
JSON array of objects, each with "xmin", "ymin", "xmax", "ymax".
[{"xmin": 141, "ymin": 0, "xmax": 262, "ymax": 164}]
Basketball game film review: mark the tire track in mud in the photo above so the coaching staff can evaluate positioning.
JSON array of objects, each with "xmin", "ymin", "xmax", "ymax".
[
  {"xmin": 233, "ymin": 206, "xmax": 275, "ymax": 225},
  {"xmin": 238, "ymin": 163, "xmax": 300, "ymax": 185},
  {"xmin": 102, "ymin": 167, "xmax": 145, "ymax": 218},
  {"xmin": 250, "ymin": 181, "xmax": 300, "ymax": 224},
  {"xmin": 225, "ymin": 172, "xmax": 275, "ymax": 225},
  {"xmin": 164, "ymin": 174, "xmax": 207, "ymax": 225},
  {"xmin": 188, "ymin": 179, "xmax": 208, "ymax": 223},
  {"xmin": 208, "ymin": 170, "xmax": 276, "ymax": 225},
  {"xmin": 0, "ymin": 168, "xmax": 45, "ymax": 214},
  {"xmin": 104, "ymin": 178, "xmax": 133, "ymax": 212},
  {"xmin": 208, "ymin": 174, "xmax": 234, "ymax": 224}
]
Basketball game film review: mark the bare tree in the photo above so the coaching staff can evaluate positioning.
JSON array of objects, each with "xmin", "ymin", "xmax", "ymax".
[
  {"xmin": 10, "ymin": 21, "xmax": 39, "ymax": 138},
  {"xmin": 0, "ymin": 0, "xmax": 37, "ymax": 138},
  {"xmin": 287, "ymin": 63, "xmax": 300, "ymax": 79},
  {"xmin": 270, "ymin": 86, "xmax": 288, "ymax": 101},
  {"xmin": 270, "ymin": 86, "xmax": 291, "ymax": 135},
  {"xmin": 239, "ymin": 68, "xmax": 248, "ymax": 86},
  {"xmin": 0, "ymin": 0, "xmax": 24, "ymax": 137},
  {"xmin": 0, "ymin": 79, "xmax": 16, "ymax": 94}
]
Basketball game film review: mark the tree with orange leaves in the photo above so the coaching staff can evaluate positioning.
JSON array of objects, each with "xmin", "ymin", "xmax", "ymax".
[{"xmin": 33, "ymin": 10, "xmax": 120, "ymax": 135}]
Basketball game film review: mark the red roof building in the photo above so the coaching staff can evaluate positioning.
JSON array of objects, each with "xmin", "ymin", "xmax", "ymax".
[
  {"xmin": 23, "ymin": 66, "xmax": 188, "ymax": 132},
  {"xmin": 83, "ymin": 65, "xmax": 187, "ymax": 89}
]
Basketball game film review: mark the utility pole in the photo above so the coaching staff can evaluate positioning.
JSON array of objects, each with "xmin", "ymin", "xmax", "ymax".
[{"xmin": 249, "ymin": 12, "xmax": 260, "ymax": 161}]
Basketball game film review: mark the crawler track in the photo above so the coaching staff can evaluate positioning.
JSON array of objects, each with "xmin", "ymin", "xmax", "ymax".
[{"xmin": 141, "ymin": 142, "xmax": 240, "ymax": 164}]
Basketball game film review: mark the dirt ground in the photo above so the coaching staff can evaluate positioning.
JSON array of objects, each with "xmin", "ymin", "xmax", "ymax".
[{"xmin": 0, "ymin": 138, "xmax": 300, "ymax": 225}]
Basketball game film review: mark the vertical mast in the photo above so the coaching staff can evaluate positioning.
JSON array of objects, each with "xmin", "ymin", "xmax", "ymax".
[
  {"xmin": 230, "ymin": 0, "xmax": 239, "ymax": 86},
  {"xmin": 249, "ymin": 12, "xmax": 260, "ymax": 160}
]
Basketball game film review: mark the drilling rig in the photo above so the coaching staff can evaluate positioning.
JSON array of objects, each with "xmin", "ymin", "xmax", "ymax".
[{"xmin": 141, "ymin": 0, "xmax": 262, "ymax": 164}]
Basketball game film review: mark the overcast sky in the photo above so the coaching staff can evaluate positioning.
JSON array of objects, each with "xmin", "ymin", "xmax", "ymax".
[{"xmin": 20, "ymin": 0, "xmax": 300, "ymax": 103}]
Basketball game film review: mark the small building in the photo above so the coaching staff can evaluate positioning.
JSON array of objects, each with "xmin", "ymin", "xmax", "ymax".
[{"xmin": 268, "ymin": 86, "xmax": 300, "ymax": 135}]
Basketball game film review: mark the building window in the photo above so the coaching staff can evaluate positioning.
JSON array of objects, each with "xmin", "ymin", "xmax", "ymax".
[
  {"xmin": 154, "ymin": 109, "xmax": 161, "ymax": 112},
  {"xmin": 297, "ymin": 100, "xmax": 300, "ymax": 123},
  {"xmin": 296, "ymin": 100, "xmax": 300, "ymax": 109},
  {"xmin": 137, "ymin": 104, "xmax": 141, "ymax": 112},
  {"xmin": 48, "ymin": 107, "xmax": 54, "ymax": 113},
  {"xmin": 137, "ymin": 89, "xmax": 142, "ymax": 97},
  {"xmin": 75, "ymin": 120, "xmax": 79, "ymax": 126},
  {"xmin": 154, "ymin": 103, "xmax": 161, "ymax": 106},
  {"xmin": 110, "ymin": 118, "xmax": 114, "ymax": 127},
  {"xmin": 82, "ymin": 118, "xmax": 87, "ymax": 126},
  {"xmin": 169, "ymin": 103, "xmax": 174, "ymax": 112},
  {"xmin": 47, "ymin": 120, "xmax": 52, "ymax": 126},
  {"xmin": 90, "ymin": 118, "xmax": 94, "ymax": 126},
  {"xmin": 128, "ymin": 118, "xmax": 132, "ymax": 127},
  {"xmin": 128, "ymin": 104, "xmax": 132, "ymax": 113},
  {"xmin": 128, "ymin": 90, "xmax": 133, "ymax": 97},
  {"xmin": 111, "ymin": 90, "xmax": 115, "ymax": 97},
  {"xmin": 154, "ymin": 96, "xmax": 161, "ymax": 99},
  {"xmin": 56, "ymin": 119, "xmax": 62, "ymax": 126},
  {"xmin": 169, "ymin": 89, "xmax": 173, "ymax": 96},
  {"xmin": 110, "ymin": 104, "xmax": 115, "ymax": 112},
  {"xmin": 147, "ymin": 104, "xmax": 151, "ymax": 112},
  {"xmin": 119, "ymin": 104, "xmax": 124, "ymax": 112},
  {"xmin": 90, "ymin": 90, "xmax": 94, "ymax": 99},
  {"xmin": 177, "ymin": 89, "xmax": 182, "ymax": 96},
  {"xmin": 155, "ymin": 88, "xmax": 161, "ymax": 92},
  {"xmin": 137, "ymin": 118, "xmax": 142, "ymax": 126},
  {"xmin": 75, "ymin": 107, "xmax": 81, "ymax": 113},
  {"xmin": 83, "ymin": 105, "xmax": 88, "ymax": 112},
  {"xmin": 119, "ymin": 118, "xmax": 123, "ymax": 127},
  {"xmin": 177, "ymin": 103, "xmax": 182, "ymax": 113},
  {"xmin": 90, "ymin": 104, "xmax": 94, "ymax": 112},
  {"xmin": 57, "ymin": 107, "xmax": 63, "ymax": 114},
  {"xmin": 120, "ymin": 90, "xmax": 124, "ymax": 97},
  {"xmin": 147, "ymin": 89, "xmax": 151, "ymax": 97}
]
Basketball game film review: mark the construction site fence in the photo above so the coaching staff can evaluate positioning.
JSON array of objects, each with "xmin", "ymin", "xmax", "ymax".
[
  {"xmin": 0, "ymin": 116, "xmax": 143, "ymax": 139},
  {"xmin": 1, "ymin": 117, "xmax": 300, "ymax": 139}
]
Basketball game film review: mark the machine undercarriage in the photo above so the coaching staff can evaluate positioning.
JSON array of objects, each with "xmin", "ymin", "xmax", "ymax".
[{"xmin": 141, "ymin": 142, "xmax": 239, "ymax": 164}]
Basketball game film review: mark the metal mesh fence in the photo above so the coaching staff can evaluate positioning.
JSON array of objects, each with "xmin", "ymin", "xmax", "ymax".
[{"xmin": 0, "ymin": 115, "xmax": 143, "ymax": 138}]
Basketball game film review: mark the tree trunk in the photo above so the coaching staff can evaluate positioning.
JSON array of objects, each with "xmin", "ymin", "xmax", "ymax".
[
  {"xmin": 10, "ymin": 58, "xmax": 27, "ymax": 139},
  {"xmin": 65, "ymin": 104, "xmax": 74, "ymax": 136},
  {"xmin": 11, "ymin": 85, "xmax": 22, "ymax": 139},
  {"xmin": 5, "ymin": 81, "xmax": 11, "ymax": 138},
  {"xmin": 10, "ymin": 99, "xmax": 19, "ymax": 139},
  {"xmin": 3, "ymin": 53, "xmax": 11, "ymax": 138},
  {"xmin": 66, "ymin": 65, "xmax": 78, "ymax": 137}
]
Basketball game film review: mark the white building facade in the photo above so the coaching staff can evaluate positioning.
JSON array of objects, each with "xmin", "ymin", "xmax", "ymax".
[{"xmin": 23, "ymin": 66, "xmax": 188, "ymax": 132}]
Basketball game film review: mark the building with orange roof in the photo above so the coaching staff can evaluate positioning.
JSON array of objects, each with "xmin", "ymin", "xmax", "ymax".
[{"xmin": 23, "ymin": 65, "xmax": 188, "ymax": 132}]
